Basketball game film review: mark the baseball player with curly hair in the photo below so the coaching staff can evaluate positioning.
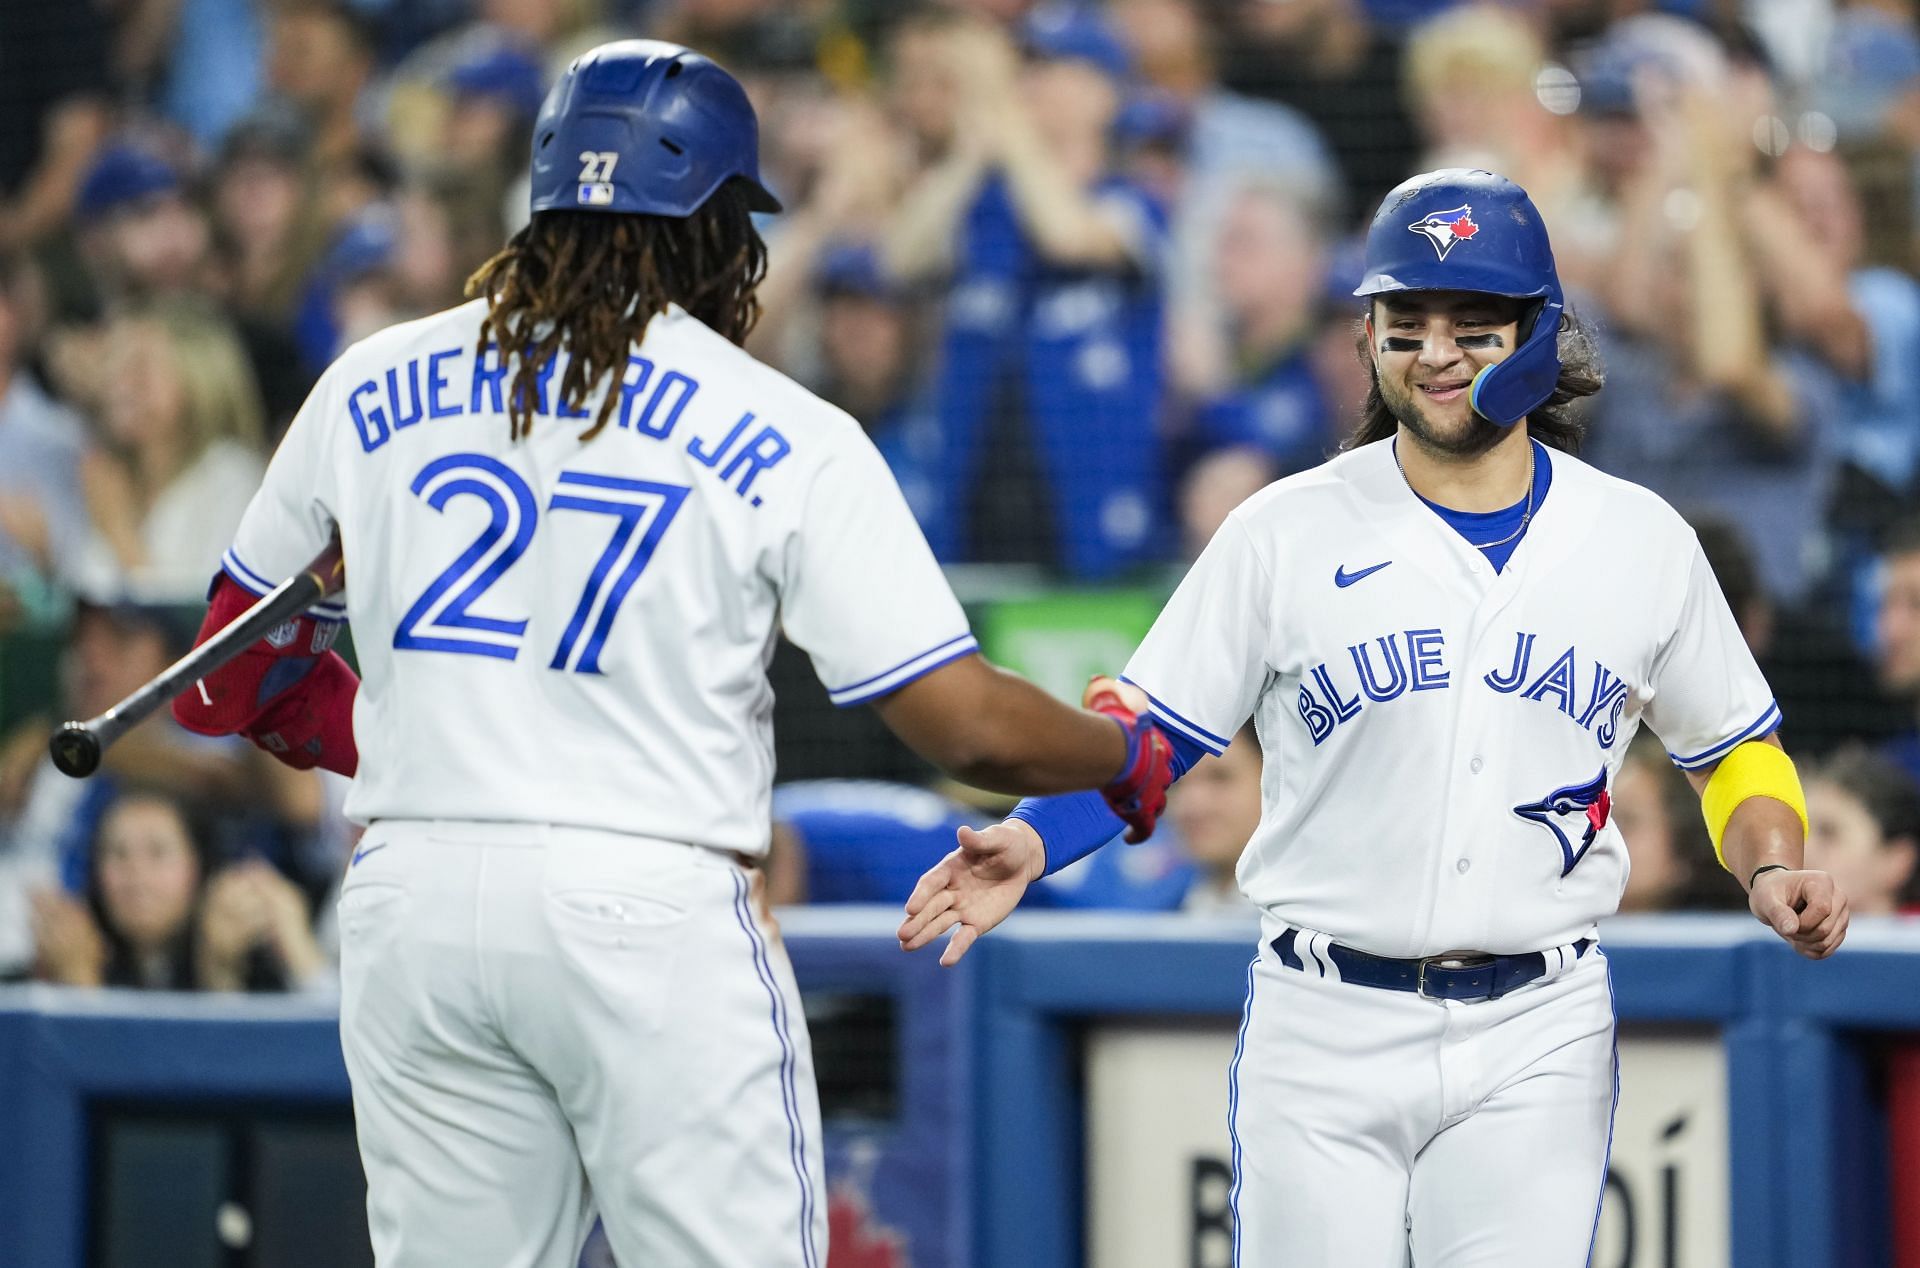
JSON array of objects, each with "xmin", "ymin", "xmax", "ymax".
[
  {"xmin": 168, "ymin": 41, "xmax": 1173, "ymax": 1268},
  {"xmin": 901, "ymin": 168, "xmax": 1849, "ymax": 1264}
]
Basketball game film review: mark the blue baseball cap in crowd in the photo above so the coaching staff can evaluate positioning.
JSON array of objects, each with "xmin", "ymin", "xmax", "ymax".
[
  {"xmin": 1570, "ymin": 13, "xmax": 1741, "ymax": 118},
  {"xmin": 320, "ymin": 209, "xmax": 399, "ymax": 285},
  {"xmin": 814, "ymin": 242, "xmax": 899, "ymax": 302},
  {"xmin": 1113, "ymin": 91, "xmax": 1190, "ymax": 148},
  {"xmin": 447, "ymin": 40, "xmax": 548, "ymax": 121},
  {"xmin": 1021, "ymin": 3, "xmax": 1133, "ymax": 81},
  {"xmin": 77, "ymin": 144, "xmax": 181, "ymax": 220},
  {"xmin": 1815, "ymin": 9, "xmax": 1920, "ymax": 137},
  {"xmin": 1364, "ymin": 0, "xmax": 1461, "ymax": 29},
  {"xmin": 1571, "ymin": 26, "xmax": 1688, "ymax": 116},
  {"xmin": 1322, "ymin": 234, "xmax": 1368, "ymax": 309}
]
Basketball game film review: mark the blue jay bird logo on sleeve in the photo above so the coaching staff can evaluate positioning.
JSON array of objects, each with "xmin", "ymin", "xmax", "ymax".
[
  {"xmin": 1409, "ymin": 206, "xmax": 1480, "ymax": 261},
  {"xmin": 1514, "ymin": 769, "xmax": 1611, "ymax": 877}
]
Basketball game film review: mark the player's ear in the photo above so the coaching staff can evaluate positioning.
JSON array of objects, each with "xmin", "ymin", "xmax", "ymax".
[{"xmin": 1363, "ymin": 313, "xmax": 1376, "ymax": 369}]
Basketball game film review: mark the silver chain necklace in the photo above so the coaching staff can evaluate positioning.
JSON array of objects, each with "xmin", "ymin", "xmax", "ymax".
[{"xmin": 1393, "ymin": 439, "xmax": 1536, "ymax": 551}]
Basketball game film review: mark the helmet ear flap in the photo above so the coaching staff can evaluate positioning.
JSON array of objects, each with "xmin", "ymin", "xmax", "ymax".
[
  {"xmin": 1466, "ymin": 299, "xmax": 1565, "ymax": 426},
  {"xmin": 1515, "ymin": 297, "xmax": 1545, "ymax": 345}
]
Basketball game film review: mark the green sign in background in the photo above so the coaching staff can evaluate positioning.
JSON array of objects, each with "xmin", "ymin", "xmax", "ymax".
[{"xmin": 973, "ymin": 587, "xmax": 1169, "ymax": 705}]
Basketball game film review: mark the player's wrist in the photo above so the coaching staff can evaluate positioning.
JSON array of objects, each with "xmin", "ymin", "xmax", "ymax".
[
  {"xmin": 1083, "ymin": 678, "xmax": 1150, "ymax": 785},
  {"xmin": 1100, "ymin": 712, "xmax": 1138, "ymax": 786},
  {"xmin": 1003, "ymin": 816, "xmax": 1047, "ymax": 883}
]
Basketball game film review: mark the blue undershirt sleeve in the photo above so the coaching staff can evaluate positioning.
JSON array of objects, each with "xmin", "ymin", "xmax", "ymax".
[{"xmin": 1009, "ymin": 727, "xmax": 1211, "ymax": 876}]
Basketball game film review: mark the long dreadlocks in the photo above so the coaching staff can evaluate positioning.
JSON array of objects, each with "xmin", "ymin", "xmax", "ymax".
[{"xmin": 465, "ymin": 181, "xmax": 768, "ymax": 442}]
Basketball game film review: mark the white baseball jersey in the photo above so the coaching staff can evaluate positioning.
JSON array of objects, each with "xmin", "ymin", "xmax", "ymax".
[
  {"xmin": 225, "ymin": 299, "xmax": 973, "ymax": 852},
  {"xmin": 1126, "ymin": 438, "xmax": 1773, "ymax": 957}
]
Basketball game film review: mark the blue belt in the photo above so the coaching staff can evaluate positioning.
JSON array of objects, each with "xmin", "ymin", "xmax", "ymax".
[{"xmin": 1272, "ymin": 928, "xmax": 1594, "ymax": 1003}]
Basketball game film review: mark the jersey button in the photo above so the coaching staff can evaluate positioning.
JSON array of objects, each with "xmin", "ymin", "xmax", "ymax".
[
  {"xmin": 1469, "ymin": 756, "xmax": 1484, "ymax": 774},
  {"xmin": 1456, "ymin": 858, "xmax": 1472, "ymax": 874}
]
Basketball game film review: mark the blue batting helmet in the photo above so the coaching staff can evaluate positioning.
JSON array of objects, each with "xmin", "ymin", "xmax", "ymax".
[
  {"xmin": 528, "ymin": 40, "xmax": 781, "ymax": 219},
  {"xmin": 1353, "ymin": 168, "xmax": 1564, "ymax": 427}
]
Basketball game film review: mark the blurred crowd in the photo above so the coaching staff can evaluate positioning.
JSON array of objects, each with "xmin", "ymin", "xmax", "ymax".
[{"xmin": 10, "ymin": 0, "xmax": 1920, "ymax": 991}]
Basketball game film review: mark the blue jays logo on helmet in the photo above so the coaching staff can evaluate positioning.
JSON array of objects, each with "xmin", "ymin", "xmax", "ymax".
[
  {"xmin": 1513, "ymin": 768, "xmax": 1611, "ymax": 878},
  {"xmin": 1408, "ymin": 205, "xmax": 1480, "ymax": 261}
]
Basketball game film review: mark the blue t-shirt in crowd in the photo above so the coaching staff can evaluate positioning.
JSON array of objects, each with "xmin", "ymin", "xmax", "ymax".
[
  {"xmin": 1193, "ymin": 346, "xmax": 1333, "ymax": 475},
  {"xmin": 926, "ymin": 173, "xmax": 1170, "ymax": 579},
  {"xmin": 1836, "ymin": 267, "xmax": 1920, "ymax": 492}
]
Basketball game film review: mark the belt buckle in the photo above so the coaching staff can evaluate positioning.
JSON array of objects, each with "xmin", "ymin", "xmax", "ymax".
[{"xmin": 1416, "ymin": 953, "xmax": 1495, "ymax": 1000}]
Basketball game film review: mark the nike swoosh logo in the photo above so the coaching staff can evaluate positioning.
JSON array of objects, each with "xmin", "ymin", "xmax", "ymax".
[
  {"xmin": 350, "ymin": 843, "xmax": 389, "ymax": 869},
  {"xmin": 1334, "ymin": 561, "xmax": 1392, "ymax": 588}
]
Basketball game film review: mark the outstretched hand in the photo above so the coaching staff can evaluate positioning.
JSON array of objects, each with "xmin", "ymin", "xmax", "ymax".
[
  {"xmin": 897, "ymin": 819, "xmax": 1046, "ymax": 967},
  {"xmin": 1749, "ymin": 867, "xmax": 1849, "ymax": 960}
]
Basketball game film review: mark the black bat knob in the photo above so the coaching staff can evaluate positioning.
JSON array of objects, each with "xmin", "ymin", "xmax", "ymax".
[{"xmin": 50, "ymin": 723, "xmax": 102, "ymax": 779}]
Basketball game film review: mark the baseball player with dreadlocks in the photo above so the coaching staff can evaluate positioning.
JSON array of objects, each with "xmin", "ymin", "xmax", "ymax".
[
  {"xmin": 901, "ymin": 168, "xmax": 1850, "ymax": 1264},
  {"xmin": 169, "ymin": 41, "xmax": 1172, "ymax": 1268}
]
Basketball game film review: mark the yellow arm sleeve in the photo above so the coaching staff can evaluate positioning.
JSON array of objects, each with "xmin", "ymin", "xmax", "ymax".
[{"xmin": 1700, "ymin": 741, "xmax": 1808, "ymax": 871}]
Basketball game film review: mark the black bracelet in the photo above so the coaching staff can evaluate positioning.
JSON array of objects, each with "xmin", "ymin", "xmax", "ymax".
[{"xmin": 1749, "ymin": 863, "xmax": 1791, "ymax": 890}]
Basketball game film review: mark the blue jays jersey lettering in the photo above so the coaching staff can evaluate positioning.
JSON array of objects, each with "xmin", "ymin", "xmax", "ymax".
[
  {"xmin": 224, "ymin": 299, "xmax": 973, "ymax": 852},
  {"xmin": 1123, "ymin": 439, "xmax": 1773, "ymax": 957},
  {"xmin": 1296, "ymin": 627, "xmax": 1632, "ymax": 749}
]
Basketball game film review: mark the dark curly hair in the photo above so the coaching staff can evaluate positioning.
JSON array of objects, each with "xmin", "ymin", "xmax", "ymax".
[{"xmin": 464, "ymin": 181, "xmax": 768, "ymax": 442}]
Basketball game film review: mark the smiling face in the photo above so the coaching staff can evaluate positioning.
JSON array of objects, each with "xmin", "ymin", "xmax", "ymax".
[{"xmin": 1368, "ymin": 290, "xmax": 1525, "ymax": 456}]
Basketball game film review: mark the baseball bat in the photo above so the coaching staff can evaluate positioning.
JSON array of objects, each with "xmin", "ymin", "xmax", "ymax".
[{"xmin": 49, "ymin": 540, "xmax": 346, "ymax": 779}]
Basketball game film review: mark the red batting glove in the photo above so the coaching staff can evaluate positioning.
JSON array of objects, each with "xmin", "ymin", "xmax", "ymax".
[
  {"xmin": 1087, "ymin": 685, "xmax": 1173, "ymax": 843},
  {"xmin": 242, "ymin": 650, "xmax": 360, "ymax": 775},
  {"xmin": 172, "ymin": 573, "xmax": 361, "ymax": 776}
]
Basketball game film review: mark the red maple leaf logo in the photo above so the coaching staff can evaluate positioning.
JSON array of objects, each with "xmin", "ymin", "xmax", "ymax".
[
  {"xmin": 1450, "ymin": 215, "xmax": 1479, "ymax": 240},
  {"xmin": 1586, "ymin": 789, "xmax": 1611, "ymax": 833},
  {"xmin": 828, "ymin": 1190, "xmax": 908, "ymax": 1268}
]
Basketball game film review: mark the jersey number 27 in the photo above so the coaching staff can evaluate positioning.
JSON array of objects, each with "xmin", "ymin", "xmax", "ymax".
[{"xmin": 393, "ymin": 452, "xmax": 689, "ymax": 674}]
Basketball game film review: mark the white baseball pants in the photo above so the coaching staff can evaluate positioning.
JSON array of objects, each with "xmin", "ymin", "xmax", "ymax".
[
  {"xmin": 1229, "ymin": 934, "xmax": 1617, "ymax": 1266},
  {"xmin": 336, "ymin": 820, "xmax": 826, "ymax": 1268}
]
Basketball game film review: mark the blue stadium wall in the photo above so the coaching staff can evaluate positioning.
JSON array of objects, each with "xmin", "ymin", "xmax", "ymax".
[{"xmin": 2, "ymin": 911, "xmax": 1916, "ymax": 1267}]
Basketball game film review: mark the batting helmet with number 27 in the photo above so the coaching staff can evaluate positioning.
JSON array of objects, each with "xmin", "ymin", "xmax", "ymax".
[{"xmin": 528, "ymin": 40, "xmax": 782, "ymax": 220}]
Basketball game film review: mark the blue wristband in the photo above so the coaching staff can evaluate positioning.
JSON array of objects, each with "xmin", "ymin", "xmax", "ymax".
[{"xmin": 1013, "ymin": 725, "xmax": 1211, "ymax": 876}]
